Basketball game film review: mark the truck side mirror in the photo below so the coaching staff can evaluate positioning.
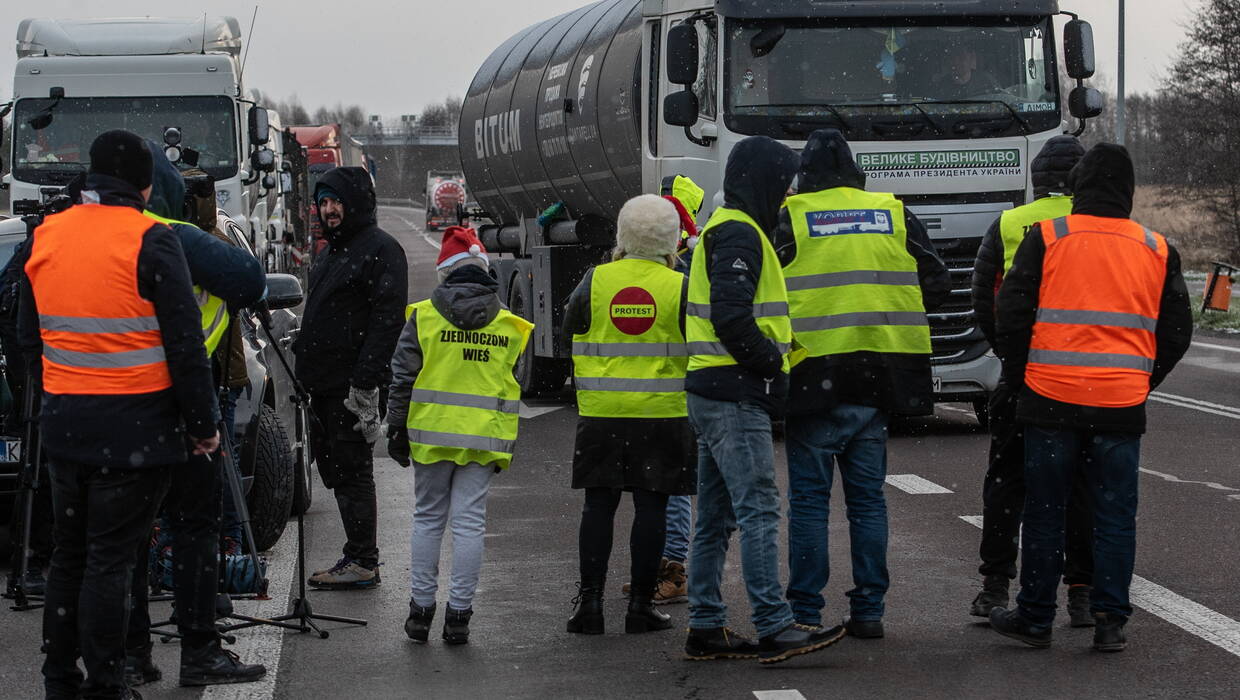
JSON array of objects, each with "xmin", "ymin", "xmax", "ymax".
[
  {"xmin": 249, "ymin": 106, "xmax": 271, "ymax": 145},
  {"xmin": 251, "ymin": 147, "xmax": 276, "ymax": 173},
  {"xmin": 666, "ymin": 24, "xmax": 699, "ymax": 86},
  {"xmin": 1068, "ymin": 86, "xmax": 1104, "ymax": 119},
  {"xmin": 663, "ymin": 91, "xmax": 700, "ymax": 127},
  {"xmin": 1063, "ymin": 20, "xmax": 1096, "ymax": 80}
]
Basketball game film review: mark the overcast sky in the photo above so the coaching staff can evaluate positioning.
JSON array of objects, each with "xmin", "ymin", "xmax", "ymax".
[{"xmin": 0, "ymin": 0, "xmax": 1201, "ymax": 120}]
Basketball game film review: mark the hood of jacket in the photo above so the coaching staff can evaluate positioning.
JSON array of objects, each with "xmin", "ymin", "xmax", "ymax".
[
  {"xmin": 722, "ymin": 136, "xmax": 799, "ymax": 234},
  {"xmin": 431, "ymin": 264, "xmax": 501, "ymax": 331},
  {"xmin": 314, "ymin": 166, "xmax": 377, "ymax": 240},
  {"xmin": 1031, "ymin": 135, "xmax": 1086, "ymax": 198},
  {"xmin": 797, "ymin": 129, "xmax": 866, "ymax": 193},
  {"xmin": 81, "ymin": 173, "xmax": 146, "ymax": 211},
  {"xmin": 144, "ymin": 139, "xmax": 186, "ymax": 221},
  {"xmin": 1069, "ymin": 143, "xmax": 1135, "ymax": 219}
]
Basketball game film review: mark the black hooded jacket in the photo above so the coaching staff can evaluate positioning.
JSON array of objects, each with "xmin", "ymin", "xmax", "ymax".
[
  {"xmin": 972, "ymin": 135, "xmax": 1085, "ymax": 347},
  {"xmin": 684, "ymin": 136, "xmax": 799, "ymax": 417},
  {"xmin": 772, "ymin": 129, "xmax": 950, "ymax": 416},
  {"xmin": 994, "ymin": 144, "xmax": 1193, "ymax": 434},
  {"xmin": 16, "ymin": 174, "xmax": 219, "ymax": 468},
  {"xmin": 293, "ymin": 167, "xmax": 408, "ymax": 395}
]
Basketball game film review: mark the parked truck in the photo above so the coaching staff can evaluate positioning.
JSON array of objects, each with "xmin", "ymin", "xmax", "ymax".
[
  {"xmin": 424, "ymin": 170, "xmax": 469, "ymax": 231},
  {"xmin": 460, "ymin": 0, "xmax": 1103, "ymax": 420},
  {"xmin": 3, "ymin": 17, "xmax": 283, "ymax": 251}
]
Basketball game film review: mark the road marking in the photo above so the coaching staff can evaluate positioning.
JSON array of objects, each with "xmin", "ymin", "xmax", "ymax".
[
  {"xmin": 885, "ymin": 474, "xmax": 953, "ymax": 494},
  {"xmin": 519, "ymin": 401, "xmax": 565, "ymax": 419},
  {"xmin": 1192, "ymin": 340, "xmax": 1240, "ymax": 354},
  {"xmin": 959, "ymin": 516, "xmax": 1240, "ymax": 659},
  {"xmin": 202, "ymin": 529, "xmax": 297, "ymax": 700},
  {"xmin": 1149, "ymin": 392, "xmax": 1240, "ymax": 420},
  {"xmin": 1140, "ymin": 467, "xmax": 1240, "ymax": 500},
  {"xmin": 754, "ymin": 691, "xmax": 808, "ymax": 700}
]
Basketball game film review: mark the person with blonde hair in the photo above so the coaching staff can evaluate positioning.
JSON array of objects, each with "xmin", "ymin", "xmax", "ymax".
[{"xmin": 563, "ymin": 194, "xmax": 695, "ymax": 636}]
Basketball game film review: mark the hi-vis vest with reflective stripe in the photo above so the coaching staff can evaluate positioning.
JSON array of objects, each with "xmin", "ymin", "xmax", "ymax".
[
  {"xmin": 143, "ymin": 211, "xmax": 229, "ymax": 354},
  {"xmin": 783, "ymin": 187, "xmax": 930, "ymax": 357},
  {"xmin": 998, "ymin": 195, "xmax": 1073, "ymax": 275},
  {"xmin": 687, "ymin": 208, "xmax": 792, "ymax": 373},
  {"xmin": 572, "ymin": 258, "xmax": 687, "ymax": 418},
  {"xmin": 1025, "ymin": 215, "xmax": 1168, "ymax": 408},
  {"xmin": 26, "ymin": 204, "xmax": 173, "ymax": 395},
  {"xmin": 405, "ymin": 300, "xmax": 533, "ymax": 469}
]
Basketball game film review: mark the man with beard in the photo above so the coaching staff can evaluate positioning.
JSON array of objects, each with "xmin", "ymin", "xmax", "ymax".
[{"xmin": 293, "ymin": 167, "xmax": 408, "ymax": 589}]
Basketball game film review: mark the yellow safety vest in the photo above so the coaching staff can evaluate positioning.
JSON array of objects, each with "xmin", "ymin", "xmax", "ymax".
[
  {"xmin": 572, "ymin": 258, "xmax": 687, "ymax": 418},
  {"xmin": 668, "ymin": 175, "xmax": 705, "ymax": 245},
  {"xmin": 143, "ymin": 210, "xmax": 230, "ymax": 355},
  {"xmin": 783, "ymin": 187, "xmax": 930, "ymax": 357},
  {"xmin": 405, "ymin": 300, "xmax": 533, "ymax": 470},
  {"xmin": 686, "ymin": 207, "xmax": 792, "ymax": 373},
  {"xmin": 997, "ymin": 195, "xmax": 1074, "ymax": 275}
]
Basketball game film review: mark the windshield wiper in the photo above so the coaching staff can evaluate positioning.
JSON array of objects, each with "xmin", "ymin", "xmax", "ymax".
[
  {"xmin": 922, "ymin": 99, "xmax": 1033, "ymax": 135},
  {"xmin": 764, "ymin": 104, "xmax": 854, "ymax": 134}
]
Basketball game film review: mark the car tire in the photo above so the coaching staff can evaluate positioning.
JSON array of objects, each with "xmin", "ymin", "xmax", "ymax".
[
  {"xmin": 246, "ymin": 405, "xmax": 294, "ymax": 552},
  {"xmin": 290, "ymin": 402, "xmax": 313, "ymax": 516}
]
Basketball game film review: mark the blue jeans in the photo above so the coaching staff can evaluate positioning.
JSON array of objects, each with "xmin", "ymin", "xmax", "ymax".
[
  {"xmin": 686, "ymin": 394, "xmax": 793, "ymax": 638},
  {"xmin": 1017, "ymin": 425, "xmax": 1141, "ymax": 626},
  {"xmin": 785, "ymin": 403, "xmax": 890, "ymax": 624},
  {"xmin": 663, "ymin": 495, "xmax": 692, "ymax": 563}
]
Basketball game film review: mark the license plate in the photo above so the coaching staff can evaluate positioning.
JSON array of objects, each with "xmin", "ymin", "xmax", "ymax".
[
  {"xmin": 0, "ymin": 439, "xmax": 22, "ymax": 463},
  {"xmin": 932, "ymin": 376, "xmax": 943, "ymax": 393}
]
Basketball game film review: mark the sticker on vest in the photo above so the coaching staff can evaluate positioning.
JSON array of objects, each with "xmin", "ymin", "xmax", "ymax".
[
  {"xmin": 609, "ymin": 287, "xmax": 657, "ymax": 335},
  {"xmin": 805, "ymin": 209, "xmax": 894, "ymax": 237}
]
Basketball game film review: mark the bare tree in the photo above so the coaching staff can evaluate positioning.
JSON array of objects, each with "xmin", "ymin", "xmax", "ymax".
[{"xmin": 1159, "ymin": 0, "xmax": 1240, "ymax": 259}]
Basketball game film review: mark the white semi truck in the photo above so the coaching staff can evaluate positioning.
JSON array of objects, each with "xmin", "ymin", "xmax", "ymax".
[
  {"xmin": 460, "ymin": 0, "xmax": 1103, "ymax": 420},
  {"xmin": 3, "ymin": 17, "xmax": 283, "ymax": 252}
]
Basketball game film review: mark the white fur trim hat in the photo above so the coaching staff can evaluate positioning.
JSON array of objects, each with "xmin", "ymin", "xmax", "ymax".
[
  {"xmin": 616, "ymin": 194, "xmax": 680, "ymax": 258},
  {"xmin": 437, "ymin": 226, "xmax": 489, "ymax": 270}
]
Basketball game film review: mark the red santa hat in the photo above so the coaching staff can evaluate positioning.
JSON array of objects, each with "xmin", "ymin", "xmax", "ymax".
[{"xmin": 437, "ymin": 226, "xmax": 489, "ymax": 271}]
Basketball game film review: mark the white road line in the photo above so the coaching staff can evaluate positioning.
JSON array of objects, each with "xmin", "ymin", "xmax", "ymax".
[
  {"xmin": 519, "ymin": 401, "xmax": 565, "ymax": 419},
  {"xmin": 885, "ymin": 474, "xmax": 953, "ymax": 494},
  {"xmin": 1192, "ymin": 340, "xmax": 1240, "ymax": 354},
  {"xmin": 754, "ymin": 691, "xmax": 808, "ymax": 700},
  {"xmin": 1140, "ymin": 467, "xmax": 1240, "ymax": 500},
  {"xmin": 959, "ymin": 516, "xmax": 1240, "ymax": 660},
  {"xmin": 201, "ymin": 532, "xmax": 297, "ymax": 700},
  {"xmin": 1149, "ymin": 392, "xmax": 1240, "ymax": 420}
]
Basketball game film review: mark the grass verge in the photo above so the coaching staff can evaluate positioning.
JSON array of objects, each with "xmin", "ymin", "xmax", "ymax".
[{"xmin": 1192, "ymin": 295, "xmax": 1240, "ymax": 333}]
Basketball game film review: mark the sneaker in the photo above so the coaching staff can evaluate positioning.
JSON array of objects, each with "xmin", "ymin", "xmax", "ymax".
[
  {"xmin": 653, "ymin": 560, "xmax": 688, "ymax": 605},
  {"xmin": 1067, "ymin": 585, "xmax": 1095, "ymax": 628},
  {"xmin": 179, "ymin": 642, "xmax": 266, "ymax": 687},
  {"xmin": 757, "ymin": 623, "xmax": 846, "ymax": 665},
  {"xmin": 310, "ymin": 556, "xmax": 350, "ymax": 578},
  {"xmin": 124, "ymin": 648, "xmax": 162, "ymax": 687},
  {"xmin": 404, "ymin": 601, "xmax": 436, "ymax": 643},
  {"xmin": 970, "ymin": 575, "xmax": 1009, "ymax": 618},
  {"xmin": 989, "ymin": 607, "xmax": 1052, "ymax": 649},
  {"xmin": 1093, "ymin": 613, "xmax": 1127, "ymax": 652},
  {"xmin": 684, "ymin": 627, "xmax": 760, "ymax": 661},
  {"xmin": 308, "ymin": 559, "xmax": 380, "ymax": 590},
  {"xmin": 843, "ymin": 617, "xmax": 884, "ymax": 639}
]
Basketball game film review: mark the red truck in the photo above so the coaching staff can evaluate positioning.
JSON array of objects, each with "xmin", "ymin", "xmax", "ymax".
[{"xmin": 290, "ymin": 124, "xmax": 371, "ymax": 255}]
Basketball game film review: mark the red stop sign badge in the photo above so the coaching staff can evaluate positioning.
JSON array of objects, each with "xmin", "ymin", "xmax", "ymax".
[{"xmin": 609, "ymin": 287, "xmax": 657, "ymax": 335}]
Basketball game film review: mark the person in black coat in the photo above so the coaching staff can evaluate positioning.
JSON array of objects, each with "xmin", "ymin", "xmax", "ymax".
[{"xmin": 293, "ymin": 166, "xmax": 408, "ymax": 588}]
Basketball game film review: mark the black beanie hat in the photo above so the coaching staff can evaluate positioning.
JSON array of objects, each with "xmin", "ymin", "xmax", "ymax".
[{"xmin": 88, "ymin": 130, "xmax": 153, "ymax": 191}]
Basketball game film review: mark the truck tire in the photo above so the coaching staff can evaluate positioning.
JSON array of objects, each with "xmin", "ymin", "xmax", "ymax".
[
  {"xmin": 290, "ymin": 402, "xmax": 313, "ymax": 516},
  {"xmin": 508, "ymin": 271, "xmax": 569, "ymax": 396},
  {"xmin": 973, "ymin": 398, "xmax": 991, "ymax": 431},
  {"xmin": 245, "ymin": 406, "xmax": 294, "ymax": 552}
]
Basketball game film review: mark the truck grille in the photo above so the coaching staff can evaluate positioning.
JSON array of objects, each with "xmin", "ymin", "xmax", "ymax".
[{"xmin": 928, "ymin": 237, "xmax": 988, "ymax": 365}]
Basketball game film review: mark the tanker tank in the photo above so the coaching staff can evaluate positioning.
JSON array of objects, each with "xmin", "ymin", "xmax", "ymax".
[{"xmin": 459, "ymin": 0, "xmax": 645, "ymax": 249}]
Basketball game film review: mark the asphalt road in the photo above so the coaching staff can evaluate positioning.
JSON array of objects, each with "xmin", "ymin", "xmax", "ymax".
[{"xmin": 3, "ymin": 205, "xmax": 1239, "ymax": 699}]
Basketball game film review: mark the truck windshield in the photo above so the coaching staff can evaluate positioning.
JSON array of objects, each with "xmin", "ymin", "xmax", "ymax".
[
  {"xmin": 12, "ymin": 96, "xmax": 238, "ymax": 185},
  {"xmin": 725, "ymin": 18, "xmax": 1060, "ymax": 140}
]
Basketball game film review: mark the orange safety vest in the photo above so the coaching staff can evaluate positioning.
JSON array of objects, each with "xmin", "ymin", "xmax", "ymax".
[
  {"xmin": 25, "ymin": 204, "xmax": 173, "ymax": 395},
  {"xmin": 1025, "ymin": 215, "xmax": 1168, "ymax": 408}
]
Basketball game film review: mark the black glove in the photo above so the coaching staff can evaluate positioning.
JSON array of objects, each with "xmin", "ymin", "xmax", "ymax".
[{"xmin": 387, "ymin": 425, "xmax": 411, "ymax": 467}]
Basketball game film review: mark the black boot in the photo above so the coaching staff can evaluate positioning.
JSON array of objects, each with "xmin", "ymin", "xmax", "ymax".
[
  {"xmin": 124, "ymin": 645, "xmax": 162, "ymax": 687},
  {"xmin": 442, "ymin": 606, "xmax": 473, "ymax": 645},
  {"xmin": 1067, "ymin": 585, "xmax": 1095, "ymax": 628},
  {"xmin": 684, "ymin": 627, "xmax": 760, "ymax": 660},
  {"xmin": 988, "ymin": 607, "xmax": 1052, "ymax": 649},
  {"xmin": 970, "ymin": 575, "xmax": 1010, "ymax": 618},
  {"xmin": 179, "ymin": 640, "xmax": 267, "ymax": 687},
  {"xmin": 1093, "ymin": 613, "xmax": 1127, "ymax": 652},
  {"xmin": 404, "ymin": 601, "xmax": 436, "ymax": 643},
  {"xmin": 625, "ymin": 593, "xmax": 672, "ymax": 634},
  {"xmin": 566, "ymin": 581, "xmax": 605, "ymax": 635}
]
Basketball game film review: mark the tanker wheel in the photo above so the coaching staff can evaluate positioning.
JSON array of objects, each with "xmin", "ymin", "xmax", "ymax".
[{"xmin": 508, "ymin": 271, "xmax": 569, "ymax": 397}]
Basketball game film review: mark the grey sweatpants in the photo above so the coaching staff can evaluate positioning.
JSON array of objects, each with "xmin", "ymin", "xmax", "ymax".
[{"xmin": 409, "ymin": 461, "xmax": 494, "ymax": 611}]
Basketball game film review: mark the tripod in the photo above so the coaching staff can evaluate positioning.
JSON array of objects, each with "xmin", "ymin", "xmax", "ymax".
[
  {"xmin": 221, "ymin": 302, "xmax": 366, "ymax": 639},
  {"xmin": 7, "ymin": 369, "xmax": 45, "ymax": 612}
]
